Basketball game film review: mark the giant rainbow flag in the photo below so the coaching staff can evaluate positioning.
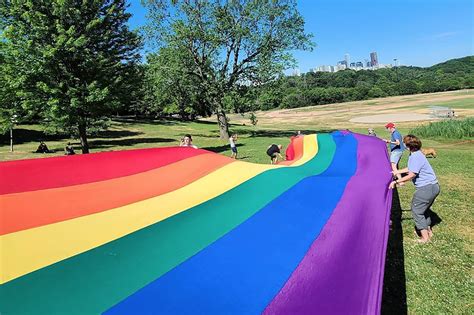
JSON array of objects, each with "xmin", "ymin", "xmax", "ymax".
[{"xmin": 0, "ymin": 132, "xmax": 392, "ymax": 314}]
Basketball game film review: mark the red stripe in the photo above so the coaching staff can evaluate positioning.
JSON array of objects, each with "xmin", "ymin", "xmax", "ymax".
[{"xmin": 0, "ymin": 147, "xmax": 206, "ymax": 195}]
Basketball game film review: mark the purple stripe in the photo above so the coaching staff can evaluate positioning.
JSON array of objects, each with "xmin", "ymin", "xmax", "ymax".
[{"xmin": 263, "ymin": 133, "xmax": 393, "ymax": 314}]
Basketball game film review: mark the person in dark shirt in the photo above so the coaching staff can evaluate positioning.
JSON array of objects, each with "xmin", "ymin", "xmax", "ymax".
[
  {"xmin": 64, "ymin": 142, "xmax": 75, "ymax": 155},
  {"xmin": 266, "ymin": 144, "xmax": 283, "ymax": 164},
  {"xmin": 36, "ymin": 141, "xmax": 51, "ymax": 153}
]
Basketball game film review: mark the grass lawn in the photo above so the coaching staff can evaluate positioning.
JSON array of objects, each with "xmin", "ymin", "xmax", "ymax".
[{"xmin": 1, "ymin": 91, "xmax": 473, "ymax": 313}]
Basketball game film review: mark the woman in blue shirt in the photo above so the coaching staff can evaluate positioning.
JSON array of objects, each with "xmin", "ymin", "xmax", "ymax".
[{"xmin": 389, "ymin": 135, "xmax": 440, "ymax": 243}]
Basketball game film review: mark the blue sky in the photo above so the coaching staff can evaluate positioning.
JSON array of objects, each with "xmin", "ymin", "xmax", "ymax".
[{"xmin": 128, "ymin": 0, "xmax": 473, "ymax": 72}]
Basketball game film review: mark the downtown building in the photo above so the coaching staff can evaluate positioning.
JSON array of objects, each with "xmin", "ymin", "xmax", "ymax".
[{"xmin": 313, "ymin": 52, "xmax": 393, "ymax": 73}]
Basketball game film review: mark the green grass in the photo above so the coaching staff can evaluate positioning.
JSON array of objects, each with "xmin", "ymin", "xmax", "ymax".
[
  {"xmin": 410, "ymin": 117, "xmax": 474, "ymax": 139},
  {"xmin": 432, "ymin": 98, "xmax": 474, "ymax": 109},
  {"xmin": 1, "ymin": 117, "xmax": 473, "ymax": 314}
]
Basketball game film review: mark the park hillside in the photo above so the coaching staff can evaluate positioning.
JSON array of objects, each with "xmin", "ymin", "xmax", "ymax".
[{"xmin": 0, "ymin": 1, "xmax": 473, "ymax": 314}]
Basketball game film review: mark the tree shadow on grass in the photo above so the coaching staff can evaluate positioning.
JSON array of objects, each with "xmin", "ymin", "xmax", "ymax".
[
  {"xmin": 0, "ymin": 128, "xmax": 67, "ymax": 145},
  {"xmin": 1, "ymin": 128, "xmax": 144, "ymax": 145},
  {"xmin": 229, "ymin": 128, "xmax": 336, "ymax": 138},
  {"xmin": 201, "ymin": 143, "xmax": 244, "ymax": 154},
  {"xmin": 94, "ymin": 130, "xmax": 143, "ymax": 139},
  {"xmin": 112, "ymin": 117, "xmax": 220, "ymax": 127},
  {"xmin": 192, "ymin": 133, "xmax": 220, "ymax": 138},
  {"xmin": 89, "ymin": 137, "xmax": 175, "ymax": 149},
  {"xmin": 193, "ymin": 120, "xmax": 217, "ymax": 126},
  {"xmin": 112, "ymin": 117, "xmax": 185, "ymax": 126},
  {"xmin": 382, "ymin": 187, "xmax": 408, "ymax": 314}
]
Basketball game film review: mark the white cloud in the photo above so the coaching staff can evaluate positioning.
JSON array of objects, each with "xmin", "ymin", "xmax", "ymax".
[{"xmin": 425, "ymin": 31, "xmax": 460, "ymax": 40}]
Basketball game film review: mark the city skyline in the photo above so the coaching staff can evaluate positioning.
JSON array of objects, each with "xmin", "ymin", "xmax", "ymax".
[
  {"xmin": 127, "ymin": 0, "xmax": 473, "ymax": 71},
  {"xmin": 311, "ymin": 51, "xmax": 394, "ymax": 74}
]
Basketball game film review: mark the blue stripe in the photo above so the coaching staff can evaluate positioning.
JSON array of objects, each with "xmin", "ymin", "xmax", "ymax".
[{"xmin": 105, "ymin": 132, "xmax": 358, "ymax": 315}]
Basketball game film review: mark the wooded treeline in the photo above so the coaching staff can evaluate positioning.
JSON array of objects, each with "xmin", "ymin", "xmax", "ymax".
[{"xmin": 133, "ymin": 55, "xmax": 474, "ymax": 116}]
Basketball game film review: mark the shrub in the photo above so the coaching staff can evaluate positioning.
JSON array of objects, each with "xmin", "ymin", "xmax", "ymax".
[
  {"xmin": 410, "ymin": 118, "xmax": 474, "ymax": 139},
  {"xmin": 249, "ymin": 112, "xmax": 258, "ymax": 126}
]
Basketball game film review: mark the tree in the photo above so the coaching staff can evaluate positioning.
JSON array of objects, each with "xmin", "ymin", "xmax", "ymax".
[
  {"xmin": 143, "ymin": 0, "xmax": 312, "ymax": 139},
  {"xmin": 396, "ymin": 80, "xmax": 419, "ymax": 95},
  {"xmin": 145, "ymin": 47, "xmax": 212, "ymax": 120},
  {"xmin": 0, "ymin": 0, "xmax": 141, "ymax": 153},
  {"xmin": 249, "ymin": 112, "xmax": 258, "ymax": 126},
  {"xmin": 256, "ymin": 80, "xmax": 284, "ymax": 110},
  {"xmin": 0, "ymin": 43, "xmax": 18, "ymax": 134},
  {"xmin": 367, "ymin": 86, "xmax": 386, "ymax": 98}
]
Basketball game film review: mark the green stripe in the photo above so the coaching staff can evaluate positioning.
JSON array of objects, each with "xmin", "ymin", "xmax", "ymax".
[{"xmin": 0, "ymin": 134, "xmax": 336, "ymax": 315}]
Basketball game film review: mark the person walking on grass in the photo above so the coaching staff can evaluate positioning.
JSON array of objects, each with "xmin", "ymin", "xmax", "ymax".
[
  {"xmin": 266, "ymin": 144, "xmax": 283, "ymax": 164},
  {"xmin": 389, "ymin": 135, "xmax": 440, "ymax": 243},
  {"xmin": 229, "ymin": 134, "xmax": 238, "ymax": 159},
  {"xmin": 384, "ymin": 123, "xmax": 404, "ymax": 182}
]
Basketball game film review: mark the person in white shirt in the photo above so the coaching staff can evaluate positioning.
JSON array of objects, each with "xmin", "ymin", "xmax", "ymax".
[{"xmin": 229, "ymin": 134, "xmax": 238, "ymax": 159}]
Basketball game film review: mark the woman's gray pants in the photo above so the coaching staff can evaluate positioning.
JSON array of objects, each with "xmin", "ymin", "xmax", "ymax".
[{"xmin": 411, "ymin": 183, "xmax": 440, "ymax": 230}]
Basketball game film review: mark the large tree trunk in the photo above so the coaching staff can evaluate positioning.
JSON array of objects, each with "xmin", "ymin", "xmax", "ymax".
[
  {"xmin": 217, "ymin": 109, "xmax": 230, "ymax": 140},
  {"xmin": 78, "ymin": 123, "xmax": 90, "ymax": 154}
]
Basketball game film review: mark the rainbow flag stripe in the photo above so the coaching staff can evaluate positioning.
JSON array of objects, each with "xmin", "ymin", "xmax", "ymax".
[{"xmin": 0, "ymin": 132, "xmax": 392, "ymax": 314}]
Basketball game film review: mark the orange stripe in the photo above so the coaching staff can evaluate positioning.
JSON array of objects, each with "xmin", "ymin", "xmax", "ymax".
[
  {"xmin": 0, "ymin": 153, "xmax": 233, "ymax": 235},
  {"xmin": 280, "ymin": 136, "xmax": 304, "ymax": 165}
]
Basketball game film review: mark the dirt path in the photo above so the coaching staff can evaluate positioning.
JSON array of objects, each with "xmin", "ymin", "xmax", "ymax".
[
  {"xmin": 262, "ymin": 91, "xmax": 472, "ymax": 119},
  {"xmin": 349, "ymin": 113, "xmax": 436, "ymax": 123},
  {"xmin": 224, "ymin": 90, "xmax": 473, "ymax": 128}
]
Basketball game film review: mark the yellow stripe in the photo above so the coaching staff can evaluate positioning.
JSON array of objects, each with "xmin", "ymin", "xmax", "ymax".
[{"xmin": 0, "ymin": 135, "xmax": 318, "ymax": 284}]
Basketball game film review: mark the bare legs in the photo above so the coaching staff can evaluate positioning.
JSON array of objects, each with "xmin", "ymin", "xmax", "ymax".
[{"xmin": 417, "ymin": 229, "xmax": 431, "ymax": 243}]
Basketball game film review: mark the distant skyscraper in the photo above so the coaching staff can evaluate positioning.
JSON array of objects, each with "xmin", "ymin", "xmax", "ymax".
[
  {"xmin": 335, "ymin": 64, "xmax": 346, "ymax": 71},
  {"xmin": 370, "ymin": 52, "xmax": 378, "ymax": 67},
  {"xmin": 345, "ymin": 53, "xmax": 350, "ymax": 68},
  {"xmin": 315, "ymin": 65, "xmax": 331, "ymax": 72},
  {"xmin": 337, "ymin": 60, "xmax": 347, "ymax": 68},
  {"xmin": 356, "ymin": 61, "xmax": 363, "ymax": 67}
]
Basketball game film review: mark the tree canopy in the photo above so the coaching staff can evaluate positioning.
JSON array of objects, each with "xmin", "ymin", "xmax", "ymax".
[
  {"xmin": 0, "ymin": 0, "xmax": 141, "ymax": 153},
  {"xmin": 142, "ymin": 0, "xmax": 313, "ymax": 139}
]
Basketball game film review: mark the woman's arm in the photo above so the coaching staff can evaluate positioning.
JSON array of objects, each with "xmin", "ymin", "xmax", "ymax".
[
  {"xmin": 393, "ymin": 167, "xmax": 409, "ymax": 175},
  {"xmin": 389, "ymin": 171, "xmax": 416, "ymax": 189}
]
